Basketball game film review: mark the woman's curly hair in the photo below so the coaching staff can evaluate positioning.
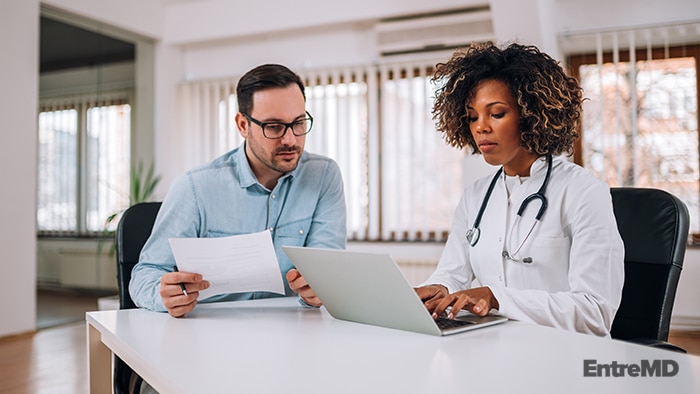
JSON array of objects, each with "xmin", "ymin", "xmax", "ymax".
[{"xmin": 432, "ymin": 42, "xmax": 582, "ymax": 156}]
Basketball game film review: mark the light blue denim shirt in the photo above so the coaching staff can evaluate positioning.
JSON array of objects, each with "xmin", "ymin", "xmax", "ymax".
[{"xmin": 129, "ymin": 144, "xmax": 347, "ymax": 312}]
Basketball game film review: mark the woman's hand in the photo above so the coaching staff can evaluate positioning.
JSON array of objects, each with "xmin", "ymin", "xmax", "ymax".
[
  {"xmin": 415, "ymin": 284, "xmax": 448, "ymax": 303},
  {"xmin": 415, "ymin": 285, "xmax": 449, "ymax": 318},
  {"xmin": 431, "ymin": 286, "xmax": 500, "ymax": 319}
]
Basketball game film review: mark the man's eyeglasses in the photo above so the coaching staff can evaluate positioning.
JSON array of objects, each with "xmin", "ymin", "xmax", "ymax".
[{"xmin": 243, "ymin": 111, "xmax": 314, "ymax": 139}]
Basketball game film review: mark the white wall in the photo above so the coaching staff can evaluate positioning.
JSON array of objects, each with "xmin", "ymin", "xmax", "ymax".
[
  {"xmin": 161, "ymin": 0, "xmax": 481, "ymax": 46},
  {"xmin": 42, "ymin": 0, "xmax": 164, "ymax": 40},
  {"xmin": 180, "ymin": 23, "xmax": 377, "ymax": 82},
  {"xmin": 490, "ymin": 0, "xmax": 557, "ymax": 52},
  {"xmin": 0, "ymin": 0, "xmax": 39, "ymax": 337}
]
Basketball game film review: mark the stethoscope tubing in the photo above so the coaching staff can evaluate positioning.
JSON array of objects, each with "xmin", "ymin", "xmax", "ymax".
[{"xmin": 465, "ymin": 154, "xmax": 553, "ymax": 253}]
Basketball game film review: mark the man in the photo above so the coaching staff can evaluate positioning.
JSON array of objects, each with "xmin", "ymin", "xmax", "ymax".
[{"xmin": 130, "ymin": 64, "xmax": 347, "ymax": 317}]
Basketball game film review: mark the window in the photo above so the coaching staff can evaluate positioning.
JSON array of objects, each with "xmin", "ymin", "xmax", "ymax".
[
  {"xmin": 569, "ymin": 44, "xmax": 699, "ymax": 235},
  {"xmin": 37, "ymin": 92, "xmax": 131, "ymax": 236}
]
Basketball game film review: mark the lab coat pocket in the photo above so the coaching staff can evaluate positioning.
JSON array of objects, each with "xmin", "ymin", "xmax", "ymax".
[
  {"xmin": 519, "ymin": 236, "xmax": 570, "ymax": 291},
  {"xmin": 521, "ymin": 236, "xmax": 570, "ymax": 272}
]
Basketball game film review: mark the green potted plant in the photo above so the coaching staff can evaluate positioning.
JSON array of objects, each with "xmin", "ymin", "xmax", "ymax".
[{"xmin": 100, "ymin": 160, "xmax": 161, "ymax": 256}]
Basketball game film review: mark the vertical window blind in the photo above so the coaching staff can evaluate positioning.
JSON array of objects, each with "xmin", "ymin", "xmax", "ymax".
[{"xmin": 177, "ymin": 59, "xmax": 465, "ymax": 241}]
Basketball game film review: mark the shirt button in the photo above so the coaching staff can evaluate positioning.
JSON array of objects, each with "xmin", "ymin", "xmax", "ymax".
[
  {"xmin": 269, "ymin": 227, "xmax": 274, "ymax": 232},
  {"xmin": 298, "ymin": 229, "xmax": 304, "ymax": 235},
  {"xmin": 499, "ymin": 276, "xmax": 503, "ymax": 282},
  {"xmin": 271, "ymin": 194, "xmax": 276, "ymax": 199}
]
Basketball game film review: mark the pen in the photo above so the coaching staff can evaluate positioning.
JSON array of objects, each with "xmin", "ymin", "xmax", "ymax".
[{"xmin": 172, "ymin": 265, "xmax": 188, "ymax": 296}]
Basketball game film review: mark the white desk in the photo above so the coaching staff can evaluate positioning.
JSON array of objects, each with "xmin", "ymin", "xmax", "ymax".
[{"xmin": 87, "ymin": 297, "xmax": 700, "ymax": 393}]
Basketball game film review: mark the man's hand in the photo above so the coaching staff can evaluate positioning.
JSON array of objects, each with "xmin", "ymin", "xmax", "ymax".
[
  {"xmin": 286, "ymin": 269, "xmax": 321, "ymax": 307},
  {"xmin": 160, "ymin": 271, "xmax": 210, "ymax": 317}
]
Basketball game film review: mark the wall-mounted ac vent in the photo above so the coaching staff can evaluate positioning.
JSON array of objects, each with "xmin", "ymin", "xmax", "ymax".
[{"xmin": 375, "ymin": 6, "xmax": 495, "ymax": 56}]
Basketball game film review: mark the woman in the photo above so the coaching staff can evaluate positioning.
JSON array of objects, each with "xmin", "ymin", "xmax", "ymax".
[{"xmin": 416, "ymin": 42, "xmax": 624, "ymax": 336}]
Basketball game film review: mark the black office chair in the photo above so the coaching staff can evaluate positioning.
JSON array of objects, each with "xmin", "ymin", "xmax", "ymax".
[
  {"xmin": 610, "ymin": 187, "xmax": 689, "ymax": 352},
  {"xmin": 115, "ymin": 201, "xmax": 162, "ymax": 394}
]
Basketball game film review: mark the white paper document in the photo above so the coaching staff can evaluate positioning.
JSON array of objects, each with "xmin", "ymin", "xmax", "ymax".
[{"xmin": 168, "ymin": 230, "xmax": 285, "ymax": 300}]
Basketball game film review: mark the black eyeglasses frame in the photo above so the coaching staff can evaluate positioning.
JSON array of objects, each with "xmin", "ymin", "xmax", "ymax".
[{"xmin": 242, "ymin": 111, "xmax": 314, "ymax": 139}]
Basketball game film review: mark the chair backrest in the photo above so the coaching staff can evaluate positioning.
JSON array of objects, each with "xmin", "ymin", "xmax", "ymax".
[
  {"xmin": 115, "ymin": 201, "xmax": 162, "ymax": 309},
  {"xmin": 610, "ymin": 187, "xmax": 689, "ymax": 342},
  {"xmin": 114, "ymin": 201, "xmax": 161, "ymax": 394}
]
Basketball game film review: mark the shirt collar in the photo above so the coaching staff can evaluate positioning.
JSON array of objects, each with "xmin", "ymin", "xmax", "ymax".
[
  {"xmin": 500, "ymin": 155, "xmax": 549, "ymax": 182},
  {"xmin": 234, "ymin": 142, "xmax": 258, "ymax": 188}
]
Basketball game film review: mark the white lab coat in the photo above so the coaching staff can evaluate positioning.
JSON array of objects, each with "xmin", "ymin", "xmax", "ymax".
[{"xmin": 422, "ymin": 155, "xmax": 624, "ymax": 336}]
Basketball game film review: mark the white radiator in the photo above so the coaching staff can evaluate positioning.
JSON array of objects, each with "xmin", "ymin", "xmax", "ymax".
[{"xmin": 58, "ymin": 247, "xmax": 117, "ymax": 290}]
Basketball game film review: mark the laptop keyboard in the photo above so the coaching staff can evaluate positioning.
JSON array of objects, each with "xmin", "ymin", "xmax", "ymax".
[{"xmin": 436, "ymin": 317, "xmax": 475, "ymax": 329}]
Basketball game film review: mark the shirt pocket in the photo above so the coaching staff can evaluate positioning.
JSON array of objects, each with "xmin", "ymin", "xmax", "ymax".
[
  {"xmin": 206, "ymin": 230, "xmax": 247, "ymax": 238},
  {"xmin": 275, "ymin": 217, "xmax": 313, "ymax": 246}
]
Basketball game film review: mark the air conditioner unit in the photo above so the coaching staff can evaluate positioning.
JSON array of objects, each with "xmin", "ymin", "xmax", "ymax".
[{"xmin": 375, "ymin": 7, "xmax": 495, "ymax": 56}]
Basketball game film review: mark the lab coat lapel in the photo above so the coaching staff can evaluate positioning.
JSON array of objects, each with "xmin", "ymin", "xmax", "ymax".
[{"xmin": 471, "ymin": 175, "xmax": 508, "ymax": 285}]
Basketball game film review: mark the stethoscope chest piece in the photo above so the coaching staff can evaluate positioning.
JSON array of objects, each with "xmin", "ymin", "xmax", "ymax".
[{"xmin": 466, "ymin": 227, "xmax": 480, "ymax": 246}]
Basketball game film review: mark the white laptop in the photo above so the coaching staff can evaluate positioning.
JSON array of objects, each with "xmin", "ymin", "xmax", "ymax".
[{"xmin": 282, "ymin": 246, "xmax": 508, "ymax": 336}]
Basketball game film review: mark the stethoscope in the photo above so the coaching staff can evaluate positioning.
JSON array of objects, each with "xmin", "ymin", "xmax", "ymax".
[{"xmin": 465, "ymin": 154, "xmax": 552, "ymax": 264}]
